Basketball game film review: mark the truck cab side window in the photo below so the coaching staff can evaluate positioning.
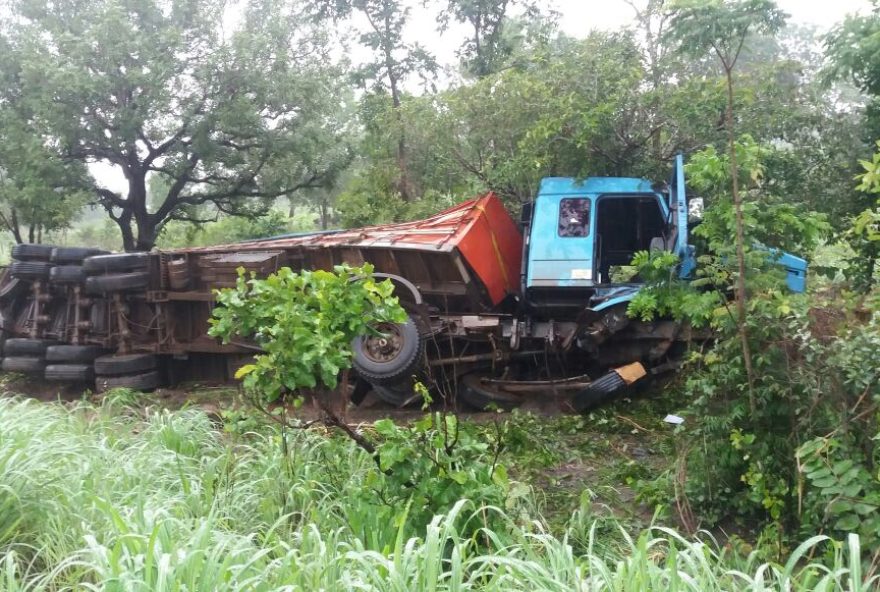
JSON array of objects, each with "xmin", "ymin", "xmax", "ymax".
[{"xmin": 558, "ymin": 198, "xmax": 591, "ymax": 237}]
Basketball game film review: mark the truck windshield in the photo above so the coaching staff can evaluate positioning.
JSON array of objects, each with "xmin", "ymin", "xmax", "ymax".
[{"xmin": 558, "ymin": 198, "xmax": 591, "ymax": 237}]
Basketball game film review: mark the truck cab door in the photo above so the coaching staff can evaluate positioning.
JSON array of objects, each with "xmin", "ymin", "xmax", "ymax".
[
  {"xmin": 526, "ymin": 196, "xmax": 595, "ymax": 287},
  {"xmin": 669, "ymin": 153, "xmax": 696, "ymax": 277}
]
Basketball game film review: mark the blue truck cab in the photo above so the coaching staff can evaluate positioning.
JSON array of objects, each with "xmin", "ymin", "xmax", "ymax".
[{"xmin": 521, "ymin": 155, "xmax": 806, "ymax": 316}]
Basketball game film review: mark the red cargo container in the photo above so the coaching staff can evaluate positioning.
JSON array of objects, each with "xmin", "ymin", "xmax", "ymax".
[{"xmin": 177, "ymin": 193, "xmax": 523, "ymax": 310}]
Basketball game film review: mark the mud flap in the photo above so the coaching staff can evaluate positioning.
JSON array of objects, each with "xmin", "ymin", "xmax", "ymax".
[{"xmin": 571, "ymin": 362, "xmax": 647, "ymax": 413}]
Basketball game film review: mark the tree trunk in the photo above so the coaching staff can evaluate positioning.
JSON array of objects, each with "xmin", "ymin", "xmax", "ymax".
[
  {"xmin": 385, "ymin": 48, "xmax": 413, "ymax": 202},
  {"xmin": 725, "ymin": 68, "xmax": 756, "ymax": 412},
  {"xmin": 9, "ymin": 209, "xmax": 23, "ymax": 244},
  {"xmin": 134, "ymin": 220, "xmax": 158, "ymax": 251},
  {"xmin": 472, "ymin": 16, "xmax": 485, "ymax": 77},
  {"xmin": 390, "ymin": 88, "xmax": 413, "ymax": 202},
  {"xmin": 114, "ymin": 210, "xmax": 137, "ymax": 252},
  {"xmin": 319, "ymin": 199, "xmax": 329, "ymax": 230},
  {"xmin": 128, "ymin": 169, "xmax": 157, "ymax": 251}
]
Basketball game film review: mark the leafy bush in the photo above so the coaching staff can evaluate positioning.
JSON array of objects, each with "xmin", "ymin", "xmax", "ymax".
[
  {"xmin": 796, "ymin": 308, "xmax": 880, "ymax": 550},
  {"xmin": 842, "ymin": 144, "xmax": 880, "ymax": 291},
  {"xmin": 208, "ymin": 263, "xmax": 511, "ymax": 536},
  {"xmin": 209, "ymin": 263, "xmax": 407, "ymax": 400},
  {"xmin": 665, "ymin": 287, "xmax": 879, "ymax": 560},
  {"xmin": 627, "ymin": 250, "xmax": 722, "ymax": 327},
  {"xmin": 365, "ymin": 413, "xmax": 513, "ymax": 531},
  {"xmin": 626, "ymin": 140, "xmax": 880, "ymax": 566}
]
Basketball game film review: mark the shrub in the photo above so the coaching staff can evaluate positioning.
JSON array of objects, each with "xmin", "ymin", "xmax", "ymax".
[
  {"xmin": 626, "ymin": 140, "xmax": 880, "ymax": 568},
  {"xmin": 208, "ymin": 264, "xmax": 511, "ymax": 536},
  {"xmin": 208, "ymin": 263, "xmax": 407, "ymax": 401}
]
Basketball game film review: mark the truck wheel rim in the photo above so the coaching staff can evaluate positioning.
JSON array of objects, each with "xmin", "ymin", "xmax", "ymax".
[{"xmin": 362, "ymin": 323, "xmax": 404, "ymax": 363}]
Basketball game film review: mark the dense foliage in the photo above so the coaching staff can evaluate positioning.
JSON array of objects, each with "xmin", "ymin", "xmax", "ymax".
[
  {"xmin": 330, "ymin": 0, "xmax": 868, "ymax": 225},
  {"xmin": 0, "ymin": 0, "xmax": 871, "ymax": 247},
  {"xmin": 0, "ymin": 0, "xmax": 352, "ymax": 250},
  {"xmin": 629, "ymin": 138, "xmax": 879, "ymax": 564},
  {"xmin": 0, "ymin": 111, "xmax": 90, "ymax": 243},
  {"xmin": 209, "ymin": 264, "xmax": 407, "ymax": 399}
]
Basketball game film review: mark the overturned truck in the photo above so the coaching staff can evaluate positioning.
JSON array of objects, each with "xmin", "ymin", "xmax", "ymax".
[{"xmin": 0, "ymin": 156, "xmax": 807, "ymax": 411}]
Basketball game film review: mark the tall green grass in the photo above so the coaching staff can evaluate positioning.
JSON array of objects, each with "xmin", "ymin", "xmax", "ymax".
[{"xmin": 0, "ymin": 396, "xmax": 874, "ymax": 591}]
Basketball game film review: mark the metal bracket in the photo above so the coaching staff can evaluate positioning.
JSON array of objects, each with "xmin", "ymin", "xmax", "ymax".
[{"xmin": 146, "ymin": 290, "xmax": 169, "ymax": 303}]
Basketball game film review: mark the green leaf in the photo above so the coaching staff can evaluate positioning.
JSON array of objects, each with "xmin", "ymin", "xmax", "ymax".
[
  {"xmin": 211, "ymin": 265, "xmax": 407, "ymax": 405},
  {"xmin": 834, "ymin": 514, "xmax": 860, "ymax": 532},
  {"xmin": 234, "ymin": 364, "xmax": 257, "ymax": 380}
]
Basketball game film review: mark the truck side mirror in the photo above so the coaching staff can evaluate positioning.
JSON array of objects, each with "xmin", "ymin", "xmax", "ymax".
[{"xmin": 688, "ymin": 198, "xmax": 704, "ymax": 224}]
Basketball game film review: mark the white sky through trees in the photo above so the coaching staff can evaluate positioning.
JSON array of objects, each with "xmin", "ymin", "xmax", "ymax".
[
  {"xmin": 402, "ymin": 0, "xmax": 872, "ymax": 71},
  {"xmin": 552, "ymin": 0, "xmax": 871, "ymax": 35},
  {"xmin": 90, "ymin": 0, "xmax": 873, "ymax": 197}
]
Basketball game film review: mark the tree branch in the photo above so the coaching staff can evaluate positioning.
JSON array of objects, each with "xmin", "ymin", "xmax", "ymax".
[
  {"xmin": 141, "ymin": 125, "xmax": 198, "ymax": 167},
  {"xmin": 95, "ymin": 187, "xmax": 127, "ymax": 208},
  {"xmin": 151, "ymin": 152, "xmax": 201, "ymax": 222}
]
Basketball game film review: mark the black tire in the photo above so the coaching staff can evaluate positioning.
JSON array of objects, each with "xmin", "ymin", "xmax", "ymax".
[
  {"xmin": 459, "ymin": 373, "xmax": 524, "ymax": 411},
  {"xmin": 571, "ymin": 370, "xmax": 627, "ymax": 413},
  {"xmin": 4, "ymin": 338, "xmax": 57, "ymax": 357},
  {"xmin": 50, "ymin": 247, "xmax": 109, "ymax": 265},
  {"xmin": 45, "ymin": 364, "xmax": 94, "ymax": 381},
  {"xmin": 49, "ymin": 265, "xmax": 87, "ymax": 285},
  {"xmin": 85, "ymin": 271, "xmax": 149, "ymax": 293},
  {"xmin": 11, "ymin": 244, "xmax": 57, "ymax": 262},
  {"xmin": 46, "ymin": 344, "xmax": 108, "ymax": 363},
  {"xmin": 94, "ymin": 353, "xmax": 157, "ymax": 376},
  {"xmin": 83, "ymin": 252, "xmax": 150, "ymax": 274},
  {"xmin": 352, "ymin": 318, "xmax": 424, "ymax": 386},
  {"xmin": 10, "ymin": 261, "xmax": 53, "ymax": 281},
  {"xmin": 372, "ymin": 383, "xmax": 418, "ymax": 407},
  {"xmin": 96, "ymin": 370, "xmax": 160, "ymax": 392},
  {"xmin": 0, "ymin": 277, "xmax": 27, "ymax": 304},
  {"xmin": 2, "ymin": 356, "xmax": 46, "ymax": 374}
]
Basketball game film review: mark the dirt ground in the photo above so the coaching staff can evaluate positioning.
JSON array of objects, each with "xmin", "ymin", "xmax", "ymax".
[{"xmin": 0, "ymin": 372, "xmax": 572, "ymax": 423}]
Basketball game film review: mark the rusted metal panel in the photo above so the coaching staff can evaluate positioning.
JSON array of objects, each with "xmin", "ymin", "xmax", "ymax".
[
  {"xmin": 166, "ymin": 194, "xmax": 524, "ymax": 311},
  {"xmin": 198, "ymin": 251, "xmax": 281, "ymax": 266},
  {"xmin": 455, "ymin": 194, "xmax": 522, "ymax": 305}
]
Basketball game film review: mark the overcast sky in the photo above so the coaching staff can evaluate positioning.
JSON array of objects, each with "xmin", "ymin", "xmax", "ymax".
[
  {"xmin": 397, "ymin": 0, "xmax": 874, "ymax": 66},
  {"xmin": 552, "ymin": 0, "xmax": 872, "ymax": 35}
]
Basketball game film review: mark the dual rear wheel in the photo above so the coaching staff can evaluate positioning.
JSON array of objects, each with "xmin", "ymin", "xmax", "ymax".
[
  {"xmin": 0, "ymin": 338, "xmax": 160, "ymax": 393},
  {"xmin": 94, "ymin": 354, "xmax": 160, "ymax": 392},
  {"xmin": 352, "ymin": 317, "xmax": 426, "ymax": 407}
]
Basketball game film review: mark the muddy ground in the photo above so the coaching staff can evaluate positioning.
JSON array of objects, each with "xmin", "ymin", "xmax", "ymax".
[{"xmin": 0, "ymin": 372, "xmax": 573, "ymax": 421}]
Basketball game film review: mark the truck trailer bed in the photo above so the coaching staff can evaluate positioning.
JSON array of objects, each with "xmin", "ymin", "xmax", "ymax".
[
  {"xmin": 166, "ymin": 193, "xmax": 523, "ymax": 312},
  {"xmin": 0, "ymin": 194, "xmax": 527, "ymax": 385}
]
